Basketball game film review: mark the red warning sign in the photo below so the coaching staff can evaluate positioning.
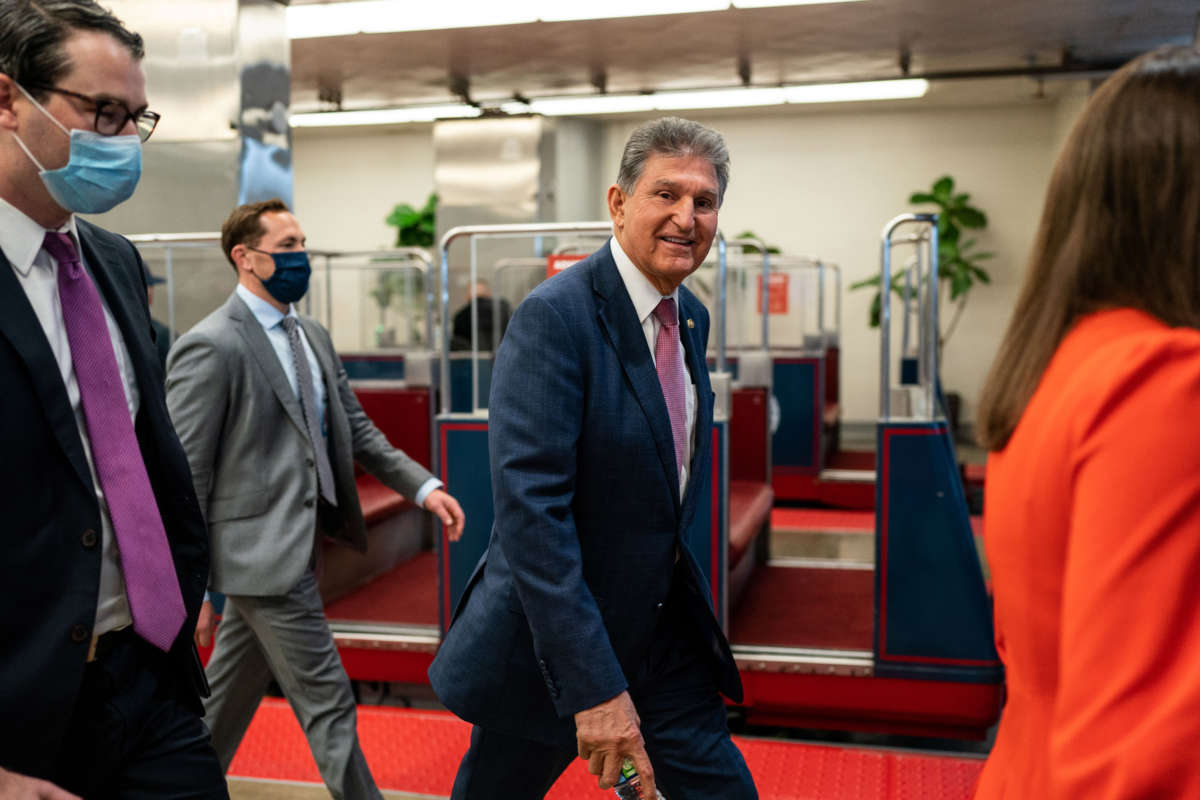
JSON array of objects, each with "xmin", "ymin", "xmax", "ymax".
[
  {"xmin": 546, "ymin": 254, "xmax": 587, "ymax": 279},
  {"xmin": 757, "ymin": 273, "xmax": 789, "ymax": 314}
]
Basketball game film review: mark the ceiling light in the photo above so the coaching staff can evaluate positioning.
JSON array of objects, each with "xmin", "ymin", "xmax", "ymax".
[
  {"xmin": 652, "ymin": 86, "xmax": 788, "ymax": 109},
  {"xmin": 288, "ymin": 0, "xmax": 867, "ymax": 38},
  {"xmin": 289, "ymin": 78, "xmax": 926, "ymax": 128},
  {"xmin": 783, "ymin": 79, "xmax": 928, "ymax": 103},
  {"xmin": 732, "ymin": 0, "xmax": 865, "ymax": 6},
  {"xmin": 289, "ymin": 105, "xmax": 482, "ymax": 127},
  {"xmin": 524, "ymin": 94, "xmax": 658, "ymax": 116},
  {"xmin": 287, "ymin": 2, "xmax": 539, "ymax": 38},
  {"xmin": 539, "ymin": 1, "xmax": 727, "ymax": 22}
]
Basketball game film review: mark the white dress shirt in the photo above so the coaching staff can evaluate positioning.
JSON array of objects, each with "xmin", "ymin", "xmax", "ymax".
[
  {"xmin": 609, "ymin": 237, "xmax": 698, "ymax": 497},
  {"xmin": 236, "ymin": 284, "xmax": 441, "ymax": 507},
  {"xmin": 0, "ymin": 197, "xmax": 135, "ymax": 636}
]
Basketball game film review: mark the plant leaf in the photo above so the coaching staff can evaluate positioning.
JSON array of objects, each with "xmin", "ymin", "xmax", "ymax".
[
  {"xmin": 956, "ymin": 207, "xmax": 987, "ymax": 228},
  {"xmin": 909, "ymin": 192, "xmax": 937, "ymax": 204},
  {"xmin": 932, "ymin": 175, "xmax": 954, "ymax": 202}
]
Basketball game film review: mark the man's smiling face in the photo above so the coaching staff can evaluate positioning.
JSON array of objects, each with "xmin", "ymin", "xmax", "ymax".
[{"xmin": 608, "ymin": 152, "xmax": 720, "ymax": 294}]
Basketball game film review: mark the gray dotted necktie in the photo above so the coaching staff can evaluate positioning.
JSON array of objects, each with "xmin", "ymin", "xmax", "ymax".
[{"xmin": 280, "ymin": 316, "xmax": 337, "ymax": 507}]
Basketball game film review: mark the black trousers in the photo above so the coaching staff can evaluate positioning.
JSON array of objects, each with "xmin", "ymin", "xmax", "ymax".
[
  {"xmin": 51, "ymin": 630, "xmax": 228, "ymax": 799},
  {"xmin": 449, "ymin": 566, "xmax": 758, "ymax": 800}
]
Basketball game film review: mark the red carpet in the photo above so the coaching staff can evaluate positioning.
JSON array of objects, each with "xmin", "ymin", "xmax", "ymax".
[
  {"xmin": 771, "ymin": 509, "xmax": 984, "ymax": 539},
  {"xmin": 324, "ymin": 551, "xmax": 439, "ymax": 626},
  {"xmin": 230, "ymin": 699, "xmax": 983, "ymax": 799},
  {"xmin": 772, "ymin": 507, "xmax": 876, "ymax": 531},
  {"xmin": 731, "ymin": 565, "xmax": 875, "ymax": 650}
]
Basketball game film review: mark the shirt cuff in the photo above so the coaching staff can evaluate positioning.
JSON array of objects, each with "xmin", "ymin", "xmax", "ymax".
[{"xmin": 415, "ymin": 477, "xmax": 443, "ymax": 508}]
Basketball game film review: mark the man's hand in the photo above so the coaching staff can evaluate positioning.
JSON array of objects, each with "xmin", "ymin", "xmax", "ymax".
[
  {"xmin": 575, "ymin": 691, "xmax": 656, "ymax": 797},
  {"xmin": 193, "ymin": 600, "xmax": 217, "ymax": 649},
  {"xmin": 424, "ymin": 489, "xmax": 466, "ymax": 541},
  {"xmin": 0, "ymin": 767, "xmax": 80, "ymax": 800}
]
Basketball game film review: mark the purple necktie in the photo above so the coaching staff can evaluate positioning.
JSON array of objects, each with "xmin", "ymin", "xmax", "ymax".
[
  {"xmin": 45, "ymin": 232, "xmax": 186, "ymax": 652},
  {"xmin": 653, "ymin": 297, "xmax": 688, "ymax": 479}
]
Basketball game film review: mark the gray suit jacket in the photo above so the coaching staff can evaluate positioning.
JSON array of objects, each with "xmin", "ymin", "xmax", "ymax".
[{"xmin": 165, "ymin": 292, "xmax": 434, "ymax": 596}]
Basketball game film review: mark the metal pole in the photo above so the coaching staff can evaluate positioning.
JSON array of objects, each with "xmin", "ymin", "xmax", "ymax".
[
  {"xmin": 440, "ymin": 244, "xmax": 451, "ymax": 413},
  {"xmin": 817, "ymin": 260, "xmax": 826, "ymax": 341},
  {"xmin": 760, "ymin": 247, "xmax": 769, "ymax": 350},
  {"xmin": 470, "ymin": 235, "xmax": 480, "ymax": 414},
  {"xmin": 927, "ymin": 219, "xmax": 940, "ymax": 421},
  {"xmin": 716, "ymin": 232, "xmax": 727, "ymax": 374},
  {"xmin": 165, "ymin": 247, "xmax": 175, "ymax": 346},
  {"xmin": 879, "ymin": 214, "xmax": 937, "ymax": 419}
]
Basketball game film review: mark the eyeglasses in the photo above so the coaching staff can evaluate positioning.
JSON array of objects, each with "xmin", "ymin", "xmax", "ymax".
[{"xmin": 31, "ymin": 85, "xmax": 160, "ymax": 142}]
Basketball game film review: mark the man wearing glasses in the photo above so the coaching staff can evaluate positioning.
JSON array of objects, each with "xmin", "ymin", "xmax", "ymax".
[{"xmin": 0, "ymin": 1, "xmax": 226, "ymax": 798}]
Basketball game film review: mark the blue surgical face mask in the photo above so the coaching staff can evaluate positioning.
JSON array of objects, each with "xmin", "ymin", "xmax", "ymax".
[
  {"xmin": 251, "ymin": 248, "xmax": 311, "ymax": 305},
  {"xmin": 12, "ymin": 83, "xmax": 142, "ymax": 214}
]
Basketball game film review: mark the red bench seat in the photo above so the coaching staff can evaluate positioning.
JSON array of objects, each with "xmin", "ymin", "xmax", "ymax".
[{"xmin": 729, "ymin": 480, "xmax": 774, "ymax": 570}]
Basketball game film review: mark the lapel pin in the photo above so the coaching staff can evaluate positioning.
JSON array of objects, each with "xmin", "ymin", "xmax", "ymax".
[{"xmin": 687, "ymin": 318, "xmax": 695, "ymax": 329}]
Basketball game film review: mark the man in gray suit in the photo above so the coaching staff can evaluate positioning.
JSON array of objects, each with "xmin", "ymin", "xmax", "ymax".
[{"xmin": 165, "ymin": 198, "xmax": 465, "ymax": 800}]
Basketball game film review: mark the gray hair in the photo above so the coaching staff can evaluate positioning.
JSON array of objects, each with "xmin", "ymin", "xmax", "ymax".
[
  {"xmin": 0, "ymin": 0, "xmax": 143, "ymax": 101},
  {"xmin": 616, "ymin": 117, "xmax": 731, "ymax": 206}
]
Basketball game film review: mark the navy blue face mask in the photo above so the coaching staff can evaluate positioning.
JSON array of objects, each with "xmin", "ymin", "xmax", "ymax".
[{"xmin": 250, "ymin": 248, "xmax": 311, "ymax": 305}]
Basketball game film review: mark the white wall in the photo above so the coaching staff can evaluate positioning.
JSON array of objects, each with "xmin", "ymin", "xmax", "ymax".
[
  {"xmin": 293, "ymin": 126, "xmax": 435, "ymax": 251},
  {"xmin": 292, "ymin": 92, "xmax": 1089, "ymax": 423}
]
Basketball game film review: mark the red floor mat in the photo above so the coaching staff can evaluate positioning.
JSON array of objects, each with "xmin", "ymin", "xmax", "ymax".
[
  {"xmin": 324, "ymin": 551, "xmax": 439, "ymax": 626},
  {"xmin": 730, "ymin": 565, "xmax": 875, "ymax": 650},
  {"xmin": 229, "ymin": 699, "xmax": 983, "ymax": 799},
  {"xmin": 771, "ymin": 509, "xmax": 984, "ymax": 539},
  {"xmin": 772, "ymin": 507, "xmax": 876, "ymax": 531}
]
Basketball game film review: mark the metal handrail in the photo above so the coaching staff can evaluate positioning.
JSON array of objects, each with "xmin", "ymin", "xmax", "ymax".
[
  {"xmin": 437, "ymin": 222, "xmax": 615, "ymax": 414},
  {"xmin": 308, "ymin": 247, "xmax": 435, "ymax": 349},
  {"xmin": 127, "ymin": 233, "xmax": 221, "ymax": 343},
  {"xmin": 880, "ymin": 214, "xmax": 939, "ymax": 420}
]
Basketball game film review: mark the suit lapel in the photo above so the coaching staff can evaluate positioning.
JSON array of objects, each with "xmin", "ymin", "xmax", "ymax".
[
  {"xmin": 228, "ymin": 294, "xmax": 308, "ymax": 437},
  {"xmin": 591, "ymin": 248, "xmax": 682, "ymax": 511},
  {"xmin": 0, "ymin": 247, "xmax": 93, "ymax": 491},
  {"xmin": 676, "ymin": 287, "xmax": 713, "ymax": 534}
]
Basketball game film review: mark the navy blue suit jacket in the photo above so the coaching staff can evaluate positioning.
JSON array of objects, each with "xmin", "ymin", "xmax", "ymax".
[
  {"xmin": 0, "ymin": 219, "xmax": 210, "ymax": 777},
  {"xmin": 429, "ymin": 242, "xmax": 740, "ymax": 747}
]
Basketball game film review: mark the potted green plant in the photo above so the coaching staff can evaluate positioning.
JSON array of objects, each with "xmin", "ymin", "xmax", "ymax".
[
  {"xmin": 370, "ymin": 193, "xmax": 437, "ymax": 347},
  {"xmin": 850, "ymin": 175, "xmax": 993, "ymax": 429}
]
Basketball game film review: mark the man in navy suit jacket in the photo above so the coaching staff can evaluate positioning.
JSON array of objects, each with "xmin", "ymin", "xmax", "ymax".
[{"xmin": 430, "ymin": 117, "xmax": 757, "ymax": 799}]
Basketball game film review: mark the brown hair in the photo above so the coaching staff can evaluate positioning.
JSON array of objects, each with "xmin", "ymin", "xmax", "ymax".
[
  {"xmin": 220, "ymin": 197, "xmax": 290, "ymax": 272},
  {"xmin": 0, "ymin": 0, "xmax": 144, "ymax": 102},
  {"xmin": 977, "ymin": 45, "xmax": 1200, "ymax": 451}
]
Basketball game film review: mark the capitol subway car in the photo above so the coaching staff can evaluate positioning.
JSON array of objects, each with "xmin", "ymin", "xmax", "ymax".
[{"xmin": 22, "ymin": 0, "xmax": 1199, "ymax": 797}]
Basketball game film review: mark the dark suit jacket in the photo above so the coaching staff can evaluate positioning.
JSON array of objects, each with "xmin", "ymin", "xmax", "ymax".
[
  {"xmin": 429, "ymin": 243, "xmax": 740, "ymax": 747},
  {"xmin": 0, "ymin": 219, "xmax": 209, "ymax": 778}
]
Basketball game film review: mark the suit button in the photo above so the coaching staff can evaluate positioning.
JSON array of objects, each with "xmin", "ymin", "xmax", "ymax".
[
  {"xmin": 306, "ymin": 458, "xmax": 314, "ymax": 467},
  {"xmin": 656, "ymin": 602, "xmax": 664, "ymax": 610},
  {"xmin": 70, "ymin": 624, "xmax": 89, "ymax": 643},
  {"xmin": 81, "ymin": 529, "xmax": 98, "ymax": 548},
  {"xmin": 304, "ymin": 499, "xmax": 315, "ymax": 508}
]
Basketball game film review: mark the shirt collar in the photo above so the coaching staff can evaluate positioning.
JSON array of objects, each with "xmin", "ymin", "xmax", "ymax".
[
  {"xmin": 0, "ymin": 196, "xmax": 79, "ymax": 278},
  {"xmin": 236, "ymin": 282, "xmax": 297, "ymax": 332},
  {"xmin": 609, "ymin": 236, "xmax": 679, "ymax": 326}
]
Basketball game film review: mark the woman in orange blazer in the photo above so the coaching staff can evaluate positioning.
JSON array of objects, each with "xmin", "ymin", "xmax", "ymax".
[{"xmin": 975, "ymin": 45, "xmax": 1200, "ymax": 799}]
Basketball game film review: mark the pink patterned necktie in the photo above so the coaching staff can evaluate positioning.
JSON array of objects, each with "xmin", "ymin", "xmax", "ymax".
[
  {"xmin": 44, "ymin": 232, "xmax": 186, "ymax": 652},
  {"xmin": 653, "ymin": 297, "xmax": 688, "ymax": 479}
]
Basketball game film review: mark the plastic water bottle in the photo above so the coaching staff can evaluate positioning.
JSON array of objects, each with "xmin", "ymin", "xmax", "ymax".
[{"xmin": 613, "ymin": 758, "xmax": 666, "ymax": 800}]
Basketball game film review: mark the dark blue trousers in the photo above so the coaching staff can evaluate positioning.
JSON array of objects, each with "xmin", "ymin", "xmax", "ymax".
[
  {"xmin": 450, "ymin": 574, "xmax": 758, "ymax": 800},
  {"xmin": 51, "ymin": 630, "xmax": 228, "ymax": 799}
]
